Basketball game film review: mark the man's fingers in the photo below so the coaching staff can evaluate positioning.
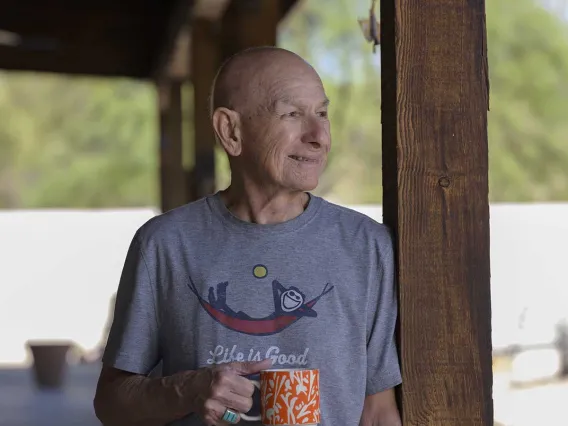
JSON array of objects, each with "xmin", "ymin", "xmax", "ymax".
[
  {"xmin": 229, "ymin": 374, "xmax": 256, "ymax": 397},
  {"xmin": 202, "ymin": 397, "xmax": 237, "ymax": 426},
  {"xmin": 204, "ymin": 359, "xmax": 271, "ymax": 424},
  {"xmin": 215, "ymin": 387, "xmax": 253, "ymax": 415},
  {"xmin": 228, "ymin": 358, "xmax": 273, "ymax": 376}
]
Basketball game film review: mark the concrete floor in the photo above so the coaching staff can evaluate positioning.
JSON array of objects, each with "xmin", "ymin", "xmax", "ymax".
[{"xmin": 0, "ymin": 363, "xmax": 101, "ymax": 426}]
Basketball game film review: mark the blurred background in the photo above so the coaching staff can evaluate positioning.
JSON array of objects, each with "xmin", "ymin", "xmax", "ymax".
[{"xmin": 0, "ymin": 0, "xmax": 567, "ymax": 425}]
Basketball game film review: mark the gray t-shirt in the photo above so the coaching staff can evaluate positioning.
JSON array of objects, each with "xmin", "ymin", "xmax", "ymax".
[{"xmin": 103, "ymin": 192, "xmax": 401, "ymax": 425}]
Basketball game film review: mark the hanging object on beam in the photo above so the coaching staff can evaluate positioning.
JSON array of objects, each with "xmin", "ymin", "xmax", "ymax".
[
  {"xmin": 0, "ymin": 29, "xmax": 59, "ymax": 51},
  {"xmin": 357, "ymin": 0, "xmax": 380, "ymax": 53},
  {"xmin": 0, "ymin": 29, "xmax": 20, "ymax": 46}
]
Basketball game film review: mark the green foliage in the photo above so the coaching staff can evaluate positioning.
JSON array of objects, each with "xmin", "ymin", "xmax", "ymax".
[
  {"xmin": 0, "ymin": 0, "xmax": 567, "ymax": 208},
  {"xmin": 486, "ymin": 0, "xmax": 568, "ymax": 200},
  {"xmin": 0, "ymin": 74, "xmax": 158, "ymax": 208}
]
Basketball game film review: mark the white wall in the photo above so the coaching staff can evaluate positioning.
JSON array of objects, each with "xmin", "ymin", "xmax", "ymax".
[{"xmin": 0, "ymin": 209, "xmax": 157, "ymax": 366}]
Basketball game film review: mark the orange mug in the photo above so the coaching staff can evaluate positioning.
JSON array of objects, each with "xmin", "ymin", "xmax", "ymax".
[{"xmin": 241, "ymin": 368, "xmax": 321, "ymax": 425}]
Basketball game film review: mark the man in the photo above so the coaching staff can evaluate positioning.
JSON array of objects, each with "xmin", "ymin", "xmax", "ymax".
[{"xmin": 94, "ymin": 47, "xmax": 401, "ymax": 426}]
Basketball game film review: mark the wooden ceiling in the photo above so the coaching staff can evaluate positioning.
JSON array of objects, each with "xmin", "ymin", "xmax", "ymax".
[
  {"xmin": 0, "ymin": 0, "xmax": 189, "ymax": 78},
  {"xmin": 0, "ymin": 0, "xmax": 298, "ymax": 79}
]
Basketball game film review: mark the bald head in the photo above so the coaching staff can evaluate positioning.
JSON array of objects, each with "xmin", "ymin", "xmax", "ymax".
[
  {"xmin": 210, "ymin": 46, "xmax": 330, "ymax": 193},
  {"xmin": 209, "ymin": 47, "xmax": 320, "ymax": 117}
]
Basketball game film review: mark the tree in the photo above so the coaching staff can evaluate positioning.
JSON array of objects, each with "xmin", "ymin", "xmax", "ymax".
[
  {"xmin": 486, "ymin": 0, "xmax": 568, "ymax": 201},
  {"xmin": 0, "ymin": 73, "xmax": 158, "ymax": 208}
]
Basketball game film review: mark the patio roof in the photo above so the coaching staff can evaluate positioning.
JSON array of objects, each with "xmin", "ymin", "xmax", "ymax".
[{"xmin": 0, "ymin": 0, "xmax": 298, "ymax": 79}]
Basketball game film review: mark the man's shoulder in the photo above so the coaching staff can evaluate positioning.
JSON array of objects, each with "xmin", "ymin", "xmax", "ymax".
[
  {"xmin": 134, "ymin": 196, "xmax": 212, "ymax": 244},
  {"xmin": 318, "ymin": 197, "xmax": 393, "ymax": 242}
]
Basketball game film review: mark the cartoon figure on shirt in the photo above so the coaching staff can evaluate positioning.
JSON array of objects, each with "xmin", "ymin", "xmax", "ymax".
[
  {"xmin": 208, "ymin": 280, "xmax": 320, "ymax": 320},
  {"xmin": 186, "ymin": 267, "xmax": 334, "ymax": 336}
]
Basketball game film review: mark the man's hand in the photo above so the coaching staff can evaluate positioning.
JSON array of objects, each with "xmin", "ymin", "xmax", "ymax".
[
  {"xmin": 191, "ymin": 359, "xmax": 272, "ymax": 425},
  {"xmin": 359, "ymin": 389, "xmax": 401, "ymax": 426}
]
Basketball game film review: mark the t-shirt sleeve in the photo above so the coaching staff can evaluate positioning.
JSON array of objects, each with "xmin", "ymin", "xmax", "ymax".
[
  {"xmin": 365, "ymin": 227, "xmax": 402, "ymax": 395},
  {"xmin": 102, "ymin": 231, "xmax": 161, "ymax": 375}
]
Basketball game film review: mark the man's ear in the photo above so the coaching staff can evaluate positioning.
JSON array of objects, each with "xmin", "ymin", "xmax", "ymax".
[{"xmin": 212, "ymin": 107, "xmax": 242, "ymax": 157}]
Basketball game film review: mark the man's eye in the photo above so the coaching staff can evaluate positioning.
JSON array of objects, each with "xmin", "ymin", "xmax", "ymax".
[
  {"xmin": 317, "ymin": 111, "xmax": 328, "ymax": 118},
  {"xmin": 280, "ymin": 111, "xmax": 300, "ymax": 118}
]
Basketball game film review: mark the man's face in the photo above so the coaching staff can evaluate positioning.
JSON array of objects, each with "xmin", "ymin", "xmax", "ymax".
[{"xmin": 239, "ymin": 64, "xmax": 331, "ymax": 192}]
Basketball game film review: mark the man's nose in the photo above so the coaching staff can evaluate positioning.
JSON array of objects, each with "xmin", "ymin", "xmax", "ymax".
[{"xmin": 302, "ymin": 117, "xmax": 329, "ymax": 148}]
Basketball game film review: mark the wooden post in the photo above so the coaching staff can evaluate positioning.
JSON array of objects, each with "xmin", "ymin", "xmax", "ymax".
[
  {"xmin": 158, "ymin": 80, "xmax": 187, "ymax": 212},
  {"xmin": 220, "ymin": 0, "xmax": 280, "ymax": 55},
  {"xmin": 380, "ymin": 1, "xmax": 493, "ymax": 425},
  {"xmin": 191, "ymin": 19, "xmax": 221, "ymax": 200}
]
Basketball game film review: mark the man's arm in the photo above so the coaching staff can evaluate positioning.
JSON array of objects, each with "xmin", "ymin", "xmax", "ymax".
[
  {"xmin": 94, "ymin": 360, "xmax": 272, "ymax": 426},
  {"xmin": 362, "ymin": 226, "xmax": 402, "ymax": 425},
  {"xmin": 359, "ymin": 389, "xmax": 401, "ymax": 426},
  {"xmin": 94, "ymin": 231, "xmax": 194, "ymax": 425},
  {"xmin": 94, "ymin": 366, "xmax": 198, "ymax": 426}
]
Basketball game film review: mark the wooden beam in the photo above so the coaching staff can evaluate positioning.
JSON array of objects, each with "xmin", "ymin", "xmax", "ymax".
[
  {"xmin": 158, "ymin": 81, "xmax": 187, "ymax": 212},
  {"xmin": 0, "ymin": 0, "xmax": 166, "ymax": 78},
  {"xmin": 220, "ymin": 0, "xmax": 280, "ymax": 56},
  {"xmin": 193, "ymin": 0, "xmax": 230, "ymax": 20},
  {"xmin": 191, "ymin": 19, "xmax": 220, "ymax": 200},
  {"xmin": 380, "ymin": 1, "xmax": 493, "ymax": 425},
  {"xmin": 166, "ymin": 25, "xmax": 192, "ymax": 82},
  {"xmin": 152, "ymin": 0, "xmax": 194, "ymax": 80},
  {"xmin": 0, "ymin": 43, "xmax": 149, "ymax": 78},
  {"xmin": 164, "ymin": 0, "xmax": 231, "ymax": 81}
]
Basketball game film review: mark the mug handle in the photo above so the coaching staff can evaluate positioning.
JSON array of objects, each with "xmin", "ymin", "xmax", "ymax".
[{"xmin": 239, "ymin": 379, "xmax": 261, "ymax": 422}]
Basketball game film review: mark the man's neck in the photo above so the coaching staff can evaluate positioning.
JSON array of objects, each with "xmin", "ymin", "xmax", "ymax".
[{"xmin": 219, "ymin": 184, "xmax": 309, "ymax": 225}]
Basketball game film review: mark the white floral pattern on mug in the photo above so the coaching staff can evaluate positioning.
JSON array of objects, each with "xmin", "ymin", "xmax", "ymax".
[{"xmin": 260, "ymin": 369, "xmax": 320, "ymax": 425}]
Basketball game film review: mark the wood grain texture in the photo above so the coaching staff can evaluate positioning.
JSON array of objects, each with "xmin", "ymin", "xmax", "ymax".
[{"xmin": 380, "ymin": 1, "xmax": 493, "ymax": 424}]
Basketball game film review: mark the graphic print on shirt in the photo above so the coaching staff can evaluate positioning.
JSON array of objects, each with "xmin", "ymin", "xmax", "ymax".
[{"xmin": 186, "ymin": 264, "xmax": 334, "ymax": 336}]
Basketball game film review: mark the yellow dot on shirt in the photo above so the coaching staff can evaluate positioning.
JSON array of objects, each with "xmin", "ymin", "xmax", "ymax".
[{"xmin": 253, "ymin": 264, "xmax": 268, "ymax": 279}]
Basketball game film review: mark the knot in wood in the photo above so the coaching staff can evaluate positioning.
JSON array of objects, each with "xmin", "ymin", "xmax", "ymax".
[{"xmin": 438, "ymin": 176, "xmax": 451, "ymax": 188}]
